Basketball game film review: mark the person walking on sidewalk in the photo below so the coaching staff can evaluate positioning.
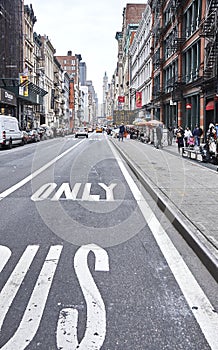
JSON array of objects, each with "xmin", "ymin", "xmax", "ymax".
[
  {"xmin": 176, "ymin": 125, "xmax": 184, "ymax": 153},
  {"xmin": 118, "ymin": 123, "xmax": 125, "ymax": 141},
  {"xmin": 167, "ymin": 126, "xmax": 174, "ymax": 145},
  {"xmin": 184, "ymin": 127, "xmax": 192, "ymax": 147},
  {"xmin": 192, "ymin": 125, "xmax": 203, "ymax": 147},
  {"xmin": 156, "ymin": 124, "xmax": 163, "ymax": 149}
]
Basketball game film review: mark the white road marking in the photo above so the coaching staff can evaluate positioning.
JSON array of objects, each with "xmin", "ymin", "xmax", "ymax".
[
  {"xmin": 56, "ymin": 244, "xmax": 109, "ymax": 350},
  {"xmin": 0, "ymin": 245, "xmax": 39, "ymax": 331},
  {"xmin": 98, "ymin": 183, "xmax": 116, "ymax": 201},
  {"xmin": 51, "ymin": 182, "xmax": 81, "ymax": 201},
  {"xmin": 31, "ymin": 182, "xmax": 117, "ymax": 201},
  {"xmin": 57, "ymin": 308, "xmax": 79, "ymax": 349},
  {"xmin": 1, "ymin": 245, "xmax": 63, "ymax": 350},
  {"xmin": 0, "ymin": 140, "xmax": 84, "ymax": 201},
  {"xmin": 82, "ymin": 183, "xmax": 100, "ymax": 201},
  {"xmin": 108, "ymin": 140, "xmax": 218, "ymax": 350},
  {"xmin": 31, "ymin": 182, "xmax": 58, "ymax": 201},
  {"xmin": 0, "ymin": 245, "xmax": 11, "ymax": 273}
]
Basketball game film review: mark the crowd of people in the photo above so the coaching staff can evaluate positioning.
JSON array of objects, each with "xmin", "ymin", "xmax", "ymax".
[
  {"xmin": 174, "ymin": 123, "xmax": 218, "ymax": 154},
  {"xmin": 108, "ymin": 122, "xmax": 218, "ymax": 156}
]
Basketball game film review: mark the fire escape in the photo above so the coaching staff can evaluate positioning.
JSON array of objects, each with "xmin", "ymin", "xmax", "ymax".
[{"xmin": 200, "ymin": 0, "xmax": 218, "ymax": 87}]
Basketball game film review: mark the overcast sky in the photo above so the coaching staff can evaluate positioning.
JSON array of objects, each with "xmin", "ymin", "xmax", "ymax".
[{"xmin": 25, "ymin": 0, "xmax": 146, "ymax": 102}]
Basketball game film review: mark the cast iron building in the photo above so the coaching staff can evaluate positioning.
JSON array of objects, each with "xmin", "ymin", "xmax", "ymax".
[{"xmin": 149, "ymin": 0, "xmax": 218, "ymax": 132}]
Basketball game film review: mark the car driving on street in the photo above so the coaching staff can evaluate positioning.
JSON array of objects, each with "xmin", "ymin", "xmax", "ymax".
[{"xmin": 75, "ymin": 127, "xmax": 88, "ymax": 138}]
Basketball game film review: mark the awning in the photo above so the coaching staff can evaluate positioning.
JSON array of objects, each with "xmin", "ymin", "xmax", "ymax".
[
  {"xmin": 205, "ymin": 100, "xmax": 214, "ymax": 111},
  {"xmin": 0, "ymin": 78, "xmax": 47, "ymax": 105}
]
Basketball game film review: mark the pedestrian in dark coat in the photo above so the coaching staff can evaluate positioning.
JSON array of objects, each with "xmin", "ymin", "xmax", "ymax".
[
  {"xmin": 176, "ymin": 126, "xmax": 184, "ymax": 153},
  {"xmin": 192, "ymin": 125, "xmax": 203, "ymax": 146},
  {"xmin": 119, "ymin": 123, "xmax": 125, "ymax": 141}
]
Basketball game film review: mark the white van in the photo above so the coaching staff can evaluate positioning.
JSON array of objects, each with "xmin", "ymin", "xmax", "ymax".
[{"xmin": 0, "ymin": 115, "xmax": 23, "ymax": 149}]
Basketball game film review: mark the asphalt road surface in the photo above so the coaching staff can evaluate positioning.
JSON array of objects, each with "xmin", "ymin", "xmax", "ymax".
[{"xmin": 0, "ymin": 133, "xmax": 217, "ymax": 350}]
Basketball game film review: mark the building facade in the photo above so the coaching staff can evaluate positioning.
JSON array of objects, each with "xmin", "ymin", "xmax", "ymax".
[
  {"xmin": 0, "ymin": 2, "xmax": 97, "ymax": 132},
  {"xmin": 112, "ymin": 4, "xmax": 146, "ymax": 124},
  {"xmin": 129, "ymin": 4, "xmax": 152, "ymax": 119},
  {"xmin": 0, "ymin": 1, "xmax": 47, "ymax": 127},
  {"xmin": 148, "ymin": 0, "xmax": 218, "ymax": 133},
  {"xmin": 110, "ymin": 0, "xmax": 217, "ymax": 134},
  {"xmin": 56, "ymin": 51, "xmax": 82, "ymax": 128}
]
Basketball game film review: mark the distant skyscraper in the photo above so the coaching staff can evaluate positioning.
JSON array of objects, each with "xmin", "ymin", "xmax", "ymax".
[
  {"xmin": 102, "ymin": 72, "xmax": 108, "ymax": 117},
  {"xmin": 80, "ymin": 62, "xmax": 87, "ymax": 86}
]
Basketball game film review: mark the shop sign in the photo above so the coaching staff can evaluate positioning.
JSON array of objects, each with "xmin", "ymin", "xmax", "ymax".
[
  {"xmin": 0, "ymin": 88, "xmax": 17, "ymax": 106},
  {"xmin": 19, "ymin": 74, "xmax": 29, "ymax": 97},
  {"xmin": 186, "ymin": 103, "xmax": 192, "ymax": 109}
]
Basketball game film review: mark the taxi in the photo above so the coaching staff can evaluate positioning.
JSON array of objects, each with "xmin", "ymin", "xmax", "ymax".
[{"xmin": 96, "ymin": 126, "xmax": 103, "ymax": 133}]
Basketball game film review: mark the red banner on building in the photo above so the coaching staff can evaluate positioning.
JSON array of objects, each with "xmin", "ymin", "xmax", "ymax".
[
  {"xmin": 136, "ymin": 91, "xmax": 142, "ymax": 108},
  {"xmin": 118, "ymin": 96, "xmax": 125, "ymax": 103}
]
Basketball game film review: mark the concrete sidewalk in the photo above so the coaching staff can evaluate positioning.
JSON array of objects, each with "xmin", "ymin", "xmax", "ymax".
[{"xmin": 110, "ymin": 137, "xmax": 218, "ymax": 282}]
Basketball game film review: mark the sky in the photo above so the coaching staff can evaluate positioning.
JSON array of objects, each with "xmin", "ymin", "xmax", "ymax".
[{"xmin": 25, "ymin": 0, "xmax": 146, "ymax": 102}]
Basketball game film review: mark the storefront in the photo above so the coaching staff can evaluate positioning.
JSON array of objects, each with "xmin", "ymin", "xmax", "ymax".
[
  {"xmin": 0, "ymin": 88, "xmax": 17, "ymax": 116},
  {"xmin": 0, "ymin": 78, "xmax": 47, "ymax": 129},
  {"xmin": 205, "ymin": 98, "xmax": 217, "ymax": 131}
]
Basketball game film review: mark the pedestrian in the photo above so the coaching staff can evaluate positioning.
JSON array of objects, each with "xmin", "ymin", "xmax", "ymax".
[
  {"xmin": 192, "ymin": 125, "xmax": 203, "ymax": 147},
  {"xmin": 167, "ymin": 126, "xmax": 174, "ymax": 145},
  {"xmin": 206, "ymin": 123, "xmax": 216, "ymax": 140},
  {"xmin": 176, "ymin": 125, "xmax": 184, "ymax": 153},
  {"xmin": 184, "ymin": 127, "xmax": 192, "ymax": 147},
  {"xmin": 118, "ymin": 123, "xmax": 125, "ymax": 141},
  {"xmin": 136, "ymin": 128, "xmax": 139, "ymax": 139},
  {"xmin": 156, "ymin": 124, "xmax": 163, "ymax": 149}
]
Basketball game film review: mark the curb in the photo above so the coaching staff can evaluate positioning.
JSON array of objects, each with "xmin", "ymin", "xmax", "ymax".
[{"xmin": 111, "ymin": 139, "xmax": 218, "ymax": 282}]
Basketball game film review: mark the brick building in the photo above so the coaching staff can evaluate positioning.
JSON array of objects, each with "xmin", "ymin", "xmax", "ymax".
[
  {"xmin": 149, "ymin": 0, "xmax": 218, "ymax": 133},
  {"xmin": 115, "ymin": 4, "xmax": 146, "ymax": 113}
]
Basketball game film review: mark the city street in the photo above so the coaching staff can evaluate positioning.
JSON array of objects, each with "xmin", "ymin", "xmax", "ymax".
[{"xmin": 0, "ymin": 133, "xmax": 217, "ymax": 350}]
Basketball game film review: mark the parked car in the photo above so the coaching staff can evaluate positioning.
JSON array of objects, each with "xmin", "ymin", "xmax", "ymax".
[
  {"xmin": 40, "ymin": 125, "xmax": 54, "ymax": 139},
  {"xmin": 34, "ymin": 127, "xmax": 46, "ymax": 140},
  {"xmin": 27, "ymin": 129, "xmax": 40, "ymax": 142},
  {"xmin": 56, "ymin": 128, "xmax": 65, "ymax": 137},
  {"xmin": 21, "ymin": 130, "xmax": 29, "ymax": 144},
  {"xmin": 75, "ymin": 127, "xmax": 88, "ymax": 138},
  {"xmin": 0, "ymin": 114, "xmax": 23, "ymax": 149},
  {"xmin": 64, "ymin": 127, "xmax": 71, "ymax": 135}
]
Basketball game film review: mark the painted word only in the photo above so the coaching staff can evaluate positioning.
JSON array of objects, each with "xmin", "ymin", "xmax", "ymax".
[{"xmin": 31, "ymin": 182, "xmax": 117, "ymax": 202}]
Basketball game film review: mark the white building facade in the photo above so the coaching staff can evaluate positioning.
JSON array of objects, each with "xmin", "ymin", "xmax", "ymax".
[{"xmin": 129, "ymin": 5, "xmax": 153, "ymax": 118}]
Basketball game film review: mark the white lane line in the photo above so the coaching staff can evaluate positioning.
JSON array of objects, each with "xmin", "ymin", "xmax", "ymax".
[
  {"xmin": 57, "ymin": 244, "xmax": 109, "ymax": 350},
  {"xmin": 0, "ymin": 246, "xmax": 11, "ymax": 273},
  {"xmin": 1, "ymin": 245, "xmax": 63, "ymax": 350},
  {"xmin": 108, "ymin": 140, "xmax": 218, "ymax": 350},
  {"xmin": 0, "ymin": 245, "xmax": 39, "ymax": 331},
  {"xmin": 0, "ymin": 139, "xmax": 84, "ymax": 201}
]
